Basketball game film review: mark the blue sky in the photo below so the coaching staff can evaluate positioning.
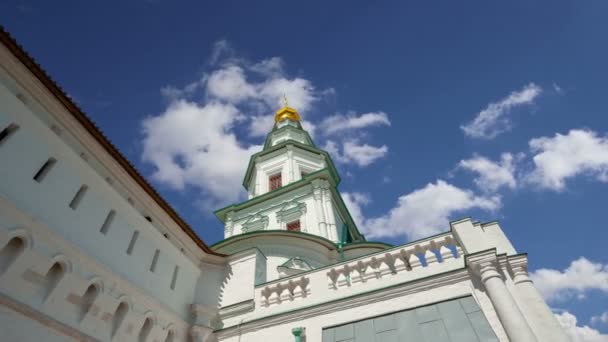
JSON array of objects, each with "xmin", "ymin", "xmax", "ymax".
[{"xmin": 2, "ymin": 1, "xmax": 607, "ymax": 339}]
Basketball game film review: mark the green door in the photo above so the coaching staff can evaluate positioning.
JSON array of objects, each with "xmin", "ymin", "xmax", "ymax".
[{"xmin": 322, "ymin": 296, "xmax": 498, "ymax": 342}]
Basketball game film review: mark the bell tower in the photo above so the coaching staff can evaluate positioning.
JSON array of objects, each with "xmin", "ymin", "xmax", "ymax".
[{"xmin": 212, "ymin": 104, "xmax": 380, "ymax": 282}]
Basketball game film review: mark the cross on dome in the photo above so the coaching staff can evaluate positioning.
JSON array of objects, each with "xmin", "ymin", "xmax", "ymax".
[{"xmin": 274, "ymin": 95, "xmax": 301, "ymax": 123}]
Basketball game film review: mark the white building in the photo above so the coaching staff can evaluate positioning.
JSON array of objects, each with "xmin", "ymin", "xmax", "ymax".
[{"xmin": 0, "ymin": 27, "xmax": 569, "ymax": 341}]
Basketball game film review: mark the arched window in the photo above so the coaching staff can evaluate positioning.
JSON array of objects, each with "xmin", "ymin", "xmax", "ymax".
[
  {"xmin": 139, "ymin": 317, "xmax": 153, "ymax": 342},
  {"xmin": 79, "ymin": 283, "xmax": 99, "ymax": 321},
  {"xmin": 43, "ymin": 262, "xmax": 65, "ymax": 300},
  {"xmin": 0, "ymin": 236, "xmax": 25, "ymax": 276},
  {"xmin": 165, "ymin": 329, "xmax": 175, "ymax": 342},
  {"xmin": 112, "ymin": 301, "xmax": 129, "ymax": 338}
]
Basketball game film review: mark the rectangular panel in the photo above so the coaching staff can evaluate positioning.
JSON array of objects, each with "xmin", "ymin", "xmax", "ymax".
[
  {"xmin": 374, "ymin": 314, "xmax": 396, "ymax": 332},
  {"xmin": 322, "ymin": 328, "xmax": 335, "ymax": 342},
  {"xmin": 420, "ymin": 320, "xmax": 451, "ymax": 342},
  {"xmin": 376, "ymin": 330, "xmax": 398, "ymax": 342},
  {"xmin": 416, "ymin": 304, "xmax": 442, "ymax": 323},
  {"xmin": 395, "ymin": 310, "xmax": 425, "ymax": 341},
  {"xmin": 468, "ymin": 311, "xmax": 499, "ymax": 342},
  {"xmin": 437, "ymin": 300, "xmax": 479, "ymax": 342},
  {"xmin": 459, "ymin": 296, "xmax": 481, "ymax": 314},
  {"xmin": 354, "ymin": 320, "xmax": 375, "ymax": 342},
  {"xmin": 335, "ymin": 323, "xmax": 354, "ymax": 341}
]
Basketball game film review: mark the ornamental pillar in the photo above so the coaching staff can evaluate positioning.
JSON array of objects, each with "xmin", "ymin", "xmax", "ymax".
[
  {"xmin": 321, "ymin": 185, "xmax": 337, "ymax": 241},
  {"xmin": 508, "ymin": 255, "xmax": 570, "ymax": 342},
  {"xmin": 224, "ymin": 212, "xmax": 235, "ymax": 238},
  {"xmin": 287, "ymin": 145, "xmax": 295, "ymax": 183},
  {"xmin": 311, "ymin": 179, "xmax": 327, "ymax": 238},
  {"xmin": 467, "ymin": 251, "xmax": 537, "ymax": 342}
]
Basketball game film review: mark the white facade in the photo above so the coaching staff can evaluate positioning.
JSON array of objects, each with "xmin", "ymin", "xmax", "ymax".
[{"xmin": 0, "ymin": 28, "xmax": 569, "ymax": 342}]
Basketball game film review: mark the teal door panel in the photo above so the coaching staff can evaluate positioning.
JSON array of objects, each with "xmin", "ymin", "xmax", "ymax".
[{"xmin": 322, "ymin": 296, "xmax": 498, "ymax": 342}]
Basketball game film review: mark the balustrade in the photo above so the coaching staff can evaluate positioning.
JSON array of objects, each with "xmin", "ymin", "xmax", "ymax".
[
  {"xmin": 327, "ymin": 233, "xmax": 462, "ymax": 289},
  {"xmin": 260, "ymin": 276, "xmax": 310, "ymax": 307}
]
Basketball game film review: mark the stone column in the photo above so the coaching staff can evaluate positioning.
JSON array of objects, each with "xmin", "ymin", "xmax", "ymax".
[
  {"xmin": 224, "ymin": 212, "xmax": 235, "ymax": 238},
  {"xmin": 508, "ymin": 255, "xmax": 570, "ymax": 342},
  {"xmin": 311, "ymin": 179, "xmax": 327, "ymax": 238},
  {"xmin": 467, "ymin": 251, "xmax": 537, "ymax": 342}
]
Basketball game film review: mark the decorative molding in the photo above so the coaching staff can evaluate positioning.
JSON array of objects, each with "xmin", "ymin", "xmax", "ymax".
[
  {"xmin": 218, "ymin": 300, "xmax": 255, "ymax": 320},
  {"xmin": 242, "ymin": 214, "xmax": 269, "ymax": 233},
  {"xmin": 276, "ymin": 201, "xmax": 307, "ymax": 225}
]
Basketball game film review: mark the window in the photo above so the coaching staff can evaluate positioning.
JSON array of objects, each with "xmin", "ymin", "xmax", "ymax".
[
  {"xmin": 79, "ymin": 283, "xmax": 99, "ymax": 321},
  {"xmin": 150, "ymin": 249, "xmax": 160, "ymax": 272},
  {"xmin": 301, "ymin": 171, "xmax": 308, "ymax": 179},
  {"xmin": 287, "ymin": 220, "xmax": 301, "ymax": 232},
  {"xmin": 69, "ymin": 185, "xmax": 88, "ymax": 210},
  {"xmin": 269, "ymin": 173, "xmax": 282, "ymax": 191},
  {"xmin": 112, "ymin": 302, "xmax": 128, "ymax": 338},
  {"xmin": 127, "ymin": 231, "xmax": 139, "ymax": 255},
  {"xmin": 0, "ymin": 123, "xmax": 19, "ymax": 146},
  {"xmin": 100, "ymin": 210, "xmax": 116, "ymax": 235},
  {"xmin": 33, "ymin": 158, "xmax": 57, "ymax": 182},
  {"xmin": 139, "ymin": 317, "xmax": 153, "ymax": 342},
  {"xmin": 42, "ymin": 262, "xmax": 65, "ymax": 301},
  {"xmin": 0, "ymin": 236, "xmax": 25, "ymax": 276},
  {"xmin": 170, "ymin": 265, "xmax": 179, "ymax": 290}
]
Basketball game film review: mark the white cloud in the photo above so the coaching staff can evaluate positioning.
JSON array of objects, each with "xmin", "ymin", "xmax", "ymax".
[
  {"xmin": 250, "ymin": 57, "xmax": 284, "ymax": 77},
  {"xmin": 320, "ymin": 111, "xmax": 390, "ymax": 135},
  {"xmin": 527, "ymin": 129, "xmax": 608, "ymax": 191},
  {"xmin": 461, "ymin": 83, "xmax": 542, "ymax": 139},
  {"xmin": 141, "ymin": 100, "xmax": 261, "ymax": 207},
  {"xmin": 591, "ymin": 312, "xmax": 608, "ymax": 326},
  {"xmin": 458, "ymin": 153, "xmax": 518, "ymax": 192},
  {"xmin": 530, "ymin": 257, "xmax": 608, "ymax": 302},
  {"xmin": 364, "ymin": 180, "xmax": 500, "ymax": 240},
  {"xmin": 342, "ymin": 192, "xmax": 370, "ymax": 229},
  {"xmin": 206, "ymin": 65, "xmax": 256, "ymax": 103},
  {"xmin": 248, "ymin": 115, "xmax": 276, "ymax": 138},
  {"xmin": 555, "ymin": 311, "xmax": 608, "ymax": 342},
  {"xmin": 324, "ymin": 140, "xmax": 388, "ymax": 167},
  {"xmin": 142, "ymin": 40, "xmax": 392, "ymax": 208}
]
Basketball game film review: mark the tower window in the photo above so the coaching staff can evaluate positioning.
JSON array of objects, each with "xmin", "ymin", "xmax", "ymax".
[
  {"xmin": 287, "ymin": 220, "xmax": 301, "ymax": 232},
  {"xmin": 269, "ymin": 173, "xmax": 282, "ymax": 191}
]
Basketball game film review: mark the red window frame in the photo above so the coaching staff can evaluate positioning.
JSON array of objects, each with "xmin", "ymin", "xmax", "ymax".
[
  {"xmin": 269, "ymin": 173, "xmax": 282, "ymax": 191},
  {"xmin": 287, "ymin": 220, "xmax": 301, "ymax": 232}
]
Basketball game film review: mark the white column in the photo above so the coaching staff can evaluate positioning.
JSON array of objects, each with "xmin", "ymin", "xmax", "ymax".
[
  {"xmin": 468, "ymin": 251, "xmax": 537, "ymax": 342},
  {"xmin": 224, "ymin": 212, "xmax": 235, "ymax": 238},
  {"xmin": 254, "ymin": 163, "xmax": 261, "ymax": 196},
  {"xmin": 311, "ymin": 179, "xmax": 327, "ymax": 238},
  {"xmin": 287, "ymin": 145, "xmax": 295, "ymax": 183},
  {"xmin": 508, "ymin": 255, "xmax": 570, "ymax": 342},
  {"xmin": 322, "ymin": 185, "xmax": 337, "ymax": 241}
]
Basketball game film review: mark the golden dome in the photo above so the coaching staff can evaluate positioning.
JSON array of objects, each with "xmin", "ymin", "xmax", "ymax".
[{"xmin": 274, "ymin": 106, "xmax": 301, "ymax": 123}]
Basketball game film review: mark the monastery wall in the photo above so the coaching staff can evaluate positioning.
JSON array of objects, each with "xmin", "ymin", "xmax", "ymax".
[{"xmin": 0, "ymin": 47, "xmax": 226, "ymax": 341}]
